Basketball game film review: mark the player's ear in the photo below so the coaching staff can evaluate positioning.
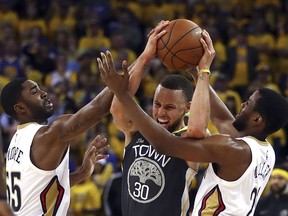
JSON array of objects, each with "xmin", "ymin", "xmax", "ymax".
[
  {"xmin": 253, "ymin": 113, "xmax": 263, "ymax": 125},
  {"xmin": 14, "ymin": 103, "xmax": 26, "ymax": 114},
  {"xmin": 185, "ymin": 101, "xmax": 191, "ymax": 113}
]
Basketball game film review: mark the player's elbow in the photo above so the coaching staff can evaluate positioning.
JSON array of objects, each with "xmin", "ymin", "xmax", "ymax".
[{"xmin": 186, "ymin": 127, "xmax": 206, "ymax": 138}]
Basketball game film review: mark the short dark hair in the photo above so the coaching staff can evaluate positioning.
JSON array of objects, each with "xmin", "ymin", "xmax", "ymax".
[
  {"xmin": 159, "ymin": 74, "xmax": 193, "ymax": 102},
  {"xmin": 255, "ymin": 88, "xmax": 288, "ymax": 134},
  {"xmin": 0, "ymin": 78, "xmax": 27, "ymax": 118}
]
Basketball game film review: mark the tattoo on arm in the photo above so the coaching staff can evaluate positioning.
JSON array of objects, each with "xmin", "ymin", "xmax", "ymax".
[
  {"xmin": 60, "ymin": 117, "xmax": 93, "ymax": 139},
  {"xmin": 198, "ymin": 73, "xmax": 205, "ymax": 80}
]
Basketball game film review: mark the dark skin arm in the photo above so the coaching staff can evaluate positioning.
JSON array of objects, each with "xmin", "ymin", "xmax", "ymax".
[
  {"xmin": 25, "ymin": 86, "xmax": 113, "ymax": 171},
  {"xmin": 208, "ymin": 85, "xmax": 240, "ymax": 137}
]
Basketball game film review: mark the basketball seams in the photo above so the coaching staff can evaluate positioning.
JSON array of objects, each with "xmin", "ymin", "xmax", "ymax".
[
  {"xmin": 171, "ymin": 47, "xmax": 204, "ymax": 70},
  {"xmin": 161, "ymin": 25, "xmax": 201, "ymax": 65},
  {"xmin": 156, "ymin": 20, "xmax": 177, "ymax": 51},
  {"xmin": 169, "ymin": 25, "xmax": 201, "ymax": 50}
]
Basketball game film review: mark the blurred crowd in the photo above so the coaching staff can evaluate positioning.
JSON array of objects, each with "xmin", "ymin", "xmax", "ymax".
[{"xmin": 0, "ymin": 0, "xmax": 288, "ymax": 215}]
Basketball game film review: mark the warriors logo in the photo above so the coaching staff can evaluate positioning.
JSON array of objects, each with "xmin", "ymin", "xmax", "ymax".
[{"xmin": 127, "ymin": 157, "xmax": 165, "ymax": 203}]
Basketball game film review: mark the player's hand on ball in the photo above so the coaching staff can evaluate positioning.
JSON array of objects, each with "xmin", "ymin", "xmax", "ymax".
[
  {"xmin": 143, "ymin": 20, "xmax": 169, "ymax": 60},
  {"xmin": 198, "ymin": 30, "xmax": 215, "ymax": 70}
]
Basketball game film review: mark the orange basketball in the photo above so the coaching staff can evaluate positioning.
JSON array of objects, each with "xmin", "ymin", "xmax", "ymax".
[{"xmin": 156, "ymin": 19, "xmax": 204, "ymax": 71}]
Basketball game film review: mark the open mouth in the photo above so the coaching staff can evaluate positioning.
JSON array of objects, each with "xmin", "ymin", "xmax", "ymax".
[
  {"xmin": 45, "ymin": 99, "xmax": 53, "ymax": 109},
  {"xmin": 157, "ymin": 118, "xmax": 169, "ymax": 128}
]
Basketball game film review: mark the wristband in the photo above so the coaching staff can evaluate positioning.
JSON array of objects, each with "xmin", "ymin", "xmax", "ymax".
[{"xmin": 198, "ymin": 69, "xmax": 211, "ymax": 75}]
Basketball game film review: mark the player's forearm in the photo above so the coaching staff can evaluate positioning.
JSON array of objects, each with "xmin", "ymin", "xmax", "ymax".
[
  {"xmin": 69, "ymin": 168, "xmax": 90, "ymax": 187},
  {"xmin": 57, "ymin": 87, "xmax": 113, "ymax": 141},
  {"xmin": 90, "ymin": 87, "xmax": 114, "ymax": 117},
  {"xmin": 208, "ymin": 85, "xmax": 239, "ymax": 137},
  {"xmin": 187, "ymin": 72, "xmax": 210, "ymax": 138},
  {"xmin": 110, "ymin": 54, "xmax": 151, "ymax": 126},
  {"xmin": 127, "ymin": 54, "xmax": 151, "ymax": 95},
  {"xmin": 76, "ymin": 87, "xmax": 114, "ymax": 123}
]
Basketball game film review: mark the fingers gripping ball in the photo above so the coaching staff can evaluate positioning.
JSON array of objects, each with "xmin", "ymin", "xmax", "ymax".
[{"xmin": 156, "ymin": 19, "xmax": 204, "ymax": 71}]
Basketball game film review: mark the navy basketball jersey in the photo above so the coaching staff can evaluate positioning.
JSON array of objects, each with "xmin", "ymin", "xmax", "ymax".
[{"xmin": 121, "ymin": 131, "xmax": 195, "ymax": 216}]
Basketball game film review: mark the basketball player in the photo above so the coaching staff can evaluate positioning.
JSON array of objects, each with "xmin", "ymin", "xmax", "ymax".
[
  {"xmin": 97, "ymin": 20, "xmax": 211, "ymax": 215},
  {"xmin": 100, "ymin": 30, "xmax": 288, "ymax": 215},
  {"xmin": 0, "ymin": 79, "xmax": 112, "ymax": 215}
]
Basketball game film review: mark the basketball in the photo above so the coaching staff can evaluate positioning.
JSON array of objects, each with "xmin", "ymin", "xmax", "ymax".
[{"xmin": 156, "ymin": 19, "xmax": 204, "ymax": 71}]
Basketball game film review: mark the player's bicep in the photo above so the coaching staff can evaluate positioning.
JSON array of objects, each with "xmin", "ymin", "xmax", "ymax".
[{"xmin": 35, "ymin": 114, "xmax": 73, "ymax": 144}]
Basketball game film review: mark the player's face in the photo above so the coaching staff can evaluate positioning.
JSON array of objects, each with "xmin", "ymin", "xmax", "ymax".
[
  {"xmin": 19, "ymin": 80, "xmax": 54, "ymax": 122},
  {"xmin": 152, "ymin": 85, "xmax": 189, "ymax": 133},
  {"xmin": 233, "ymin": 91, "xmax": 260, "ymax": 131}
]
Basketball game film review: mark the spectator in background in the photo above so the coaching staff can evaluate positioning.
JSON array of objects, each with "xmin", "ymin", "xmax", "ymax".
[
  {"xmin": 275, "ymin": 20, "xmax": 288, "ymax": 82},
  {"xmin": 108, "ymin": 7, "xmax": 143, "ymax": 54},
  {"xmin": 255, "ymin": 167, "xmax": 288, "ymax": 216},
  {"xmin": 18, "ymin": 1, "xmax": 47, "ymax": 40},
  {"xmin": 70, "ymin": 176, "xmax": 103, "ymax": 216},
  {"xmin": 22, "ymin": 35, "xmax": 55, "ymax": 78},
  {"xmin": 44, "ymin": 52, "xmax": 77, "ymax": 90},
  {"xmin": 0, "ymin": 0, "xmax": 19, "ymax": 31},
  {"xmin": 246, "ymin": 64, "xmax": 281, "ymax": 98},
  {"xmin": 78, "ymin": 19, "xmax": 111, "ymax": 53},
  {"xmin": 109, "ymin": 31, "xmax": 137, "ymax": 71},
  {"xmin": 212, "ymin": 72, "xmax": 242, "ymax": 117},
  {"xmin": 226, "ymin": 28, "xmax": 259, "ymax": 98},
  {"xmin": 0, "ymin": 37, "xmax": 25, "ymax": 80},
  {"xmin": 247, "ymin": 18, "xmax": 275, "ymax": 69},
  {"xmin": 207, "ymin": 26, "xmax": 227, "ymax": 71},
  {"xmin": 47, "ymin": 0, "xmax": 77, "ymax": 38}
]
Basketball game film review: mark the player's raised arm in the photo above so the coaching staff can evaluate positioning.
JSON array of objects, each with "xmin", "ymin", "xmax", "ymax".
[
  {"xmin": 187, "ymin": 31, "xmax": 239, "ymax": 138},
  {"xmin": 186, "ymin": 30, "xmax": 215, "ymax": 138},
  {"xmin": 99, "ymin": 21, "xmax": 169, "ymax": 140}
]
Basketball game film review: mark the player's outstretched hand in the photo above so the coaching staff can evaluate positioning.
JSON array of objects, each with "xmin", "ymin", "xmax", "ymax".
[
  {"xmin": 81, "ymin": 135, "xmax": 110, "ymax": 177},
  {"xmin": 98, "ymin": 51, "xmax": 129, "ymax": 96},
  {"xmin": 143, "ymin": 20, "xmax": 169, "ymax": 60}
]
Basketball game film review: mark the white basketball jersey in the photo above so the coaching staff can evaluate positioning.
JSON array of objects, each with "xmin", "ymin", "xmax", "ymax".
[
  {"xmin": 6, "ymin": 122, "xmax": 70, "ymax": 216},
  {"xmin": 192, "ymin": 136, "xmax": 275, "ymax": 216}
]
